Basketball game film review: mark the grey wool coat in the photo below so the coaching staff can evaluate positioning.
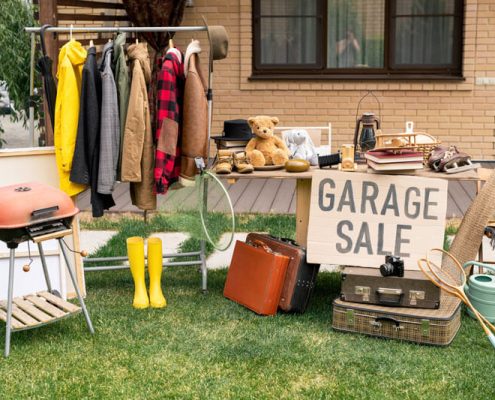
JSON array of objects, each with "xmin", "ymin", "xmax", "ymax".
[
  {"xmin": 98, "ymin": 41, "xmax": 120, "ymax": 194},
  {"xmin": 113, "ymin": 33, "xmax": 130, "ymax": 178},
  {"xmin": 70, "ymin": 46, "xmax": 115, "ymax": 217}
]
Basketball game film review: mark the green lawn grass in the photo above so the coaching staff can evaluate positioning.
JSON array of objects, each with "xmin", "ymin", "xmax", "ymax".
[{"xmin": 0, "ymin": 214, "xmax": 491, "ymax": 400}]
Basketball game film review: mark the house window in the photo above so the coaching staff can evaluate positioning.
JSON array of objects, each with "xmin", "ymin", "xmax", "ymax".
[{"xmin": 252, "ymin": 0, "xmax": 464, "ymax": 79}]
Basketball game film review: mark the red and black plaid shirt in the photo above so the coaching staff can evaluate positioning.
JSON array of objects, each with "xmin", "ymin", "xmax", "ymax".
[{"xmin": 154, "ymin": 52, "xmax": 184, "ymax": 194}]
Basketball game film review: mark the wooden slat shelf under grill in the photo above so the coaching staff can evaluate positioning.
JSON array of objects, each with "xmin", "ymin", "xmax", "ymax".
[{"xmin": 0, "ymin": 292, "xmax": 81, "ymax": 332}]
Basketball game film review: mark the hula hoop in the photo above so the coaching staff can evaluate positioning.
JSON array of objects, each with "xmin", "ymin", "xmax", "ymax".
[{"xmin": 198, "ymin": 170, "xmax": 236, "ymax": 251}]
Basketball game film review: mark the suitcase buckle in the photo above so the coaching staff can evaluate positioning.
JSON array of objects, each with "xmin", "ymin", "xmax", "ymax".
[
  {"xmin": 346, "ymin": 310, "xmax": 355, "ymax": 325},
  {"xmin": 409, "ymin": 291, "xmax": 425, "ymax": 306},
  {"xmin": 421, "ymin": 319, "xmax": 430, "ymax": 336},
  {"xmin": 355, "ymin": 286, "xmax": 370, "ymax": 302}
]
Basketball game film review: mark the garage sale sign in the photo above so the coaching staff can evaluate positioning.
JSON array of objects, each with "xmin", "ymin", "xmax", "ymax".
[{"xmin": 307, "ymin": 170, "xmax": 448, "ymax": 270}]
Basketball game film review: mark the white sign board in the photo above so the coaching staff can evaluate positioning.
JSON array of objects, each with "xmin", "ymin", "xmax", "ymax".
[{"xmin": 307, "ymin": 170, "xmax": 448, "ymax": 270}]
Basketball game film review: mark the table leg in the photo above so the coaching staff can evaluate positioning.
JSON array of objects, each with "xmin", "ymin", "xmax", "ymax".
[{"xmin": 296, "ymin": 179, "xmax": 312, "ymax": 247}]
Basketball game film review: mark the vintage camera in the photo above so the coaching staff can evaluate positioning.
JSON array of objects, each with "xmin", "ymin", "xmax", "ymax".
[{"xmin": 380, "ymin": 255, "xmax": 404, "ymax": 277}]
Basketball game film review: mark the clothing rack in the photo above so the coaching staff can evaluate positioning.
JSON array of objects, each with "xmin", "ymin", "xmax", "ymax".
[{"xmin": 25, "ymin": 25, "xmax": 216, "ymax": 293}]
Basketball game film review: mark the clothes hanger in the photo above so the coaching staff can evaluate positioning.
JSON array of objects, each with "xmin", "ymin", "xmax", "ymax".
[
  {"xmin": 89, "ymin": 39, "xmax": 94, "ymax": 47},
  {"xmin": 169, "ymin": 38, "xmax": 174, "ymax": 48},
  {"xmin": 69, "ymin": 24, "xmax": 73, "ymax": 41}
]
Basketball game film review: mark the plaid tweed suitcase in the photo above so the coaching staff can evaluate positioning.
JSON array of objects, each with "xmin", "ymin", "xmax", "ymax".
[{"xmin": 332, "ymin": 295, "xmax": 461, "ymax": 346}]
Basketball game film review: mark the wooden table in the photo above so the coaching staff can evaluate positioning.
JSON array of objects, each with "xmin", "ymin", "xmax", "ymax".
[{"xmin": 225, "ymin": 166, "xmax": 486, "ymax": 247}]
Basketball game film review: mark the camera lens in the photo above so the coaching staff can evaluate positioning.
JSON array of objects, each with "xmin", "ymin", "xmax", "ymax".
[{"xmin": 380, "ymin": 263, "xmax": 394, "ymax": 277}]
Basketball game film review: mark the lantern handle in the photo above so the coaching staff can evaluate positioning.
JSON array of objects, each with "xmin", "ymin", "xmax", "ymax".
[{"xmin": 355, "ymin": 90, "xmax": 382, "ymax": 122}]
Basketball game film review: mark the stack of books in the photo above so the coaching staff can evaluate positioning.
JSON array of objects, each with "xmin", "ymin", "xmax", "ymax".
[
  {"xmin": 214, "ymin": 139, "xmax": 248, "ymax": 153},
  {"xmin": 365, "ymin": 150, "xmax": 424, "ymax": 173}
]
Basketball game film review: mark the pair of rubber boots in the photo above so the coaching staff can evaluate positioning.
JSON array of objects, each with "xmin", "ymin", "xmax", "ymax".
[{"xmin": 126, "ymin": 236, "xmax": 167, "ymax": 309}]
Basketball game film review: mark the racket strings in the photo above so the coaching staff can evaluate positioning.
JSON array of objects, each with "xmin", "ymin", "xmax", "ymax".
[
  {"xmin": 426, "ymin": 249, "xmax": 465, "ymax": 288},
  {"xmin": 417, "ymin": 258, "xmax": 457, "ymax": 296},
  {"xmin": 420, "ymin": 249, "xmax": 495, "ymax": 344}
]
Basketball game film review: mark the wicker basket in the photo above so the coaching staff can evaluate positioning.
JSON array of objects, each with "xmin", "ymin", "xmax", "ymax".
[{"xmin": 374, "ymin": 131, "xmax": 441, "ymax": 165}]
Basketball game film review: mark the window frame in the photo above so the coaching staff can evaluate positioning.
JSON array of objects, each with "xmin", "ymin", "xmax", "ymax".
[{"xmin": 251, "ymin": 0, "xmax": 465, "ymax": 80}]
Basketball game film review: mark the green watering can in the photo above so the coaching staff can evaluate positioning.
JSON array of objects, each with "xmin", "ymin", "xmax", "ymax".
[{"xmin": 463, "ymin": 261, "xmax": 495, "ymax": 323}]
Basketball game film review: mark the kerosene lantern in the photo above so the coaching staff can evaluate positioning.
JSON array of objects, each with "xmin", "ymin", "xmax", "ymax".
[{"xmin": 353, "ymin": 91, "xmax": 382, "ymax": 161}]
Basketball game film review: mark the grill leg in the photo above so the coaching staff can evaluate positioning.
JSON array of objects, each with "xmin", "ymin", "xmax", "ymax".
[
  {"xmin": 37, "ymin": 242, "xmax": 53, "ymax": 293},
  {"xmin": 58, "ymin": 239, "xmax": 94, "ymax": 335},
  {"xmin": 5, "ymin": 247, "xmax": 15, "ymax": 358}
]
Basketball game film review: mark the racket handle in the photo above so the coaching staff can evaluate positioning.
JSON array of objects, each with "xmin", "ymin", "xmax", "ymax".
[{"xmin": 489, "ymin": 333, "xmax": 495, "ymax": 349}]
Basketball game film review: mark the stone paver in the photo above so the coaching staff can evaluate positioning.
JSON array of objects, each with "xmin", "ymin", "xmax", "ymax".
[
  {"xmin": 148, "ymin": 232, "xmax": 190, "ymax": 254},
  {"xmin": 80, "ymin": 230, "xmax": 117, "ymax": 254},
  {"xmin": 206, "ymin": 233, "xmax": 249, "ymax": 270}
]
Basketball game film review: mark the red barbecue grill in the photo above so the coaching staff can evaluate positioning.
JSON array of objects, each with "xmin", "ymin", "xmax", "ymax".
[{"xmin": 0, "ymin": 182, "xmax": 94, "ymax": 357}]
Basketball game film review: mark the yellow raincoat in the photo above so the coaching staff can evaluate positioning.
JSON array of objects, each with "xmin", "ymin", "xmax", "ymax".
[{"xmin": 54, "ymin": 40, "xmax": 88, "ymax": 196}]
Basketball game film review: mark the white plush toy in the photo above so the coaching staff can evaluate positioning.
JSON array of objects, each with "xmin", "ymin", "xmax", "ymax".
[{"xmin": 283, "ymin": 129, "xmax": 319, "ymax": 166}]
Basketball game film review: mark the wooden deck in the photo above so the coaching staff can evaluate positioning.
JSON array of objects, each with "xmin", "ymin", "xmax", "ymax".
[{"xmin": 76, "ymin": 164, "xmax": 494, "ymax": 218}]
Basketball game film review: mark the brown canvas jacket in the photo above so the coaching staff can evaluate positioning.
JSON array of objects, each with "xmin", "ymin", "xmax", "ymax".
[{"xmin": 121, "ymin": 43, "xmax": 156, "ymax": 210}]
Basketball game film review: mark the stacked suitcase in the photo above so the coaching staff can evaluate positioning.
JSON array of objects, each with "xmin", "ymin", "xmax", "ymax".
[
  {"xmin": 223, "ymin": 233, "xmax": 320, "ymax": 315},
  {"xmin": 332, "ymin": 266, "xmax": 462, "ymax": 346}
]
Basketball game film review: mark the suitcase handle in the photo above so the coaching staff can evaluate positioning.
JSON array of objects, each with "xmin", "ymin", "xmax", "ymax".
[
  {"xmin": 250, "ymin": 239, "xmax": 274, "ymax": 254},
  {"xmin": 269, "ymin": 235, "xmax": 298, "ymax": 246},
  {"xmin": 376, "ymin": 288, "xmax": 403, "ymax": 306},
  {"xmin": 372, "ymin": 317, "xmax": 403, "ymax": 330}
]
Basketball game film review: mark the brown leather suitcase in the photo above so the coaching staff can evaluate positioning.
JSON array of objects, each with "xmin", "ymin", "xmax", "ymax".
[
  {"xmin": 332, "ymin": 295, "xmax": 461, "ymax": 346},
  {"xmin": 246, "ymin": 233, "xmax": 319, "ymax": 313},
  {"xmin": 340, "ymin": 267, "xmax": 441, "ymax": 309},
  {"xmin": 223, "ymin": 240, "xmax": 289, "ymax": 315}
]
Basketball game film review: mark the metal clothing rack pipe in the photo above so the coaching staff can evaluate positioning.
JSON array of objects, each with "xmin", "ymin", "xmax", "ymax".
[
  {"xmin": 83, "ymin": 261, "xmax": 202, "ymax": 273},
  {"xmin": 25, "ymin": 24, "xmax": 215, "ymax": 292},
  {"xmin": 25, "ymin": 26, "xmax": 207, "ymax": 33}
]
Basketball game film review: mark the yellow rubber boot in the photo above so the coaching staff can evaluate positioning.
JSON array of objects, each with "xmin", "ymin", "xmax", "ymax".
[
  {"xmin": 126, "ymin": 237, "xmax": 149, "ymax": 309},
  {"xmin": 147, "ymin": 237, "xmax": 167, "ymax": 308}
]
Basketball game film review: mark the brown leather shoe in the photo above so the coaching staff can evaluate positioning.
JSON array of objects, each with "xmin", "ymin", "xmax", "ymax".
[
  {"xmin": 233, "ymin": 151, "xmax": 254, "ymax": 174},
  {"xmin": 214, "ymin": 150, "xmax": 233, "ymax": 174}
]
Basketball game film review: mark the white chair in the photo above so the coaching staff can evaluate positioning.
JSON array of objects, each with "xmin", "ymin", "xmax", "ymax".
[{"xmin": 274, "ymin": 122, "xmax": 332, "ymax": 154}]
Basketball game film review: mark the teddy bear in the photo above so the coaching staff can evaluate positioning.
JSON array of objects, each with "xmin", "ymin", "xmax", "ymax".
[
  {"xmin": 283, "ymin": 129, "xmax": 319, "ymax": 166},
  {"xmin": 245, "ymin": 116, "xmax": 290, "ymax": 167}
]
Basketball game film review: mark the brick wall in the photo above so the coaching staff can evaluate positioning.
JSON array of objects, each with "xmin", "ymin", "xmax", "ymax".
[{"xmin": 178, "ymin": 0, "xmax": 495, "ymax": 159}]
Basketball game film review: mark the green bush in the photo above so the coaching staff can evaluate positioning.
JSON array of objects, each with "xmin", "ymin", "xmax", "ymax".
[{"xmin": 0, "ymin": 0, "xmax": 39, "ymax": 146}]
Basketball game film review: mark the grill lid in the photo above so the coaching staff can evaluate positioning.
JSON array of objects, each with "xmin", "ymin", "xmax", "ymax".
[{"xmin": 0, "ymin": 182, "xmax": 79, "ymax": 229}]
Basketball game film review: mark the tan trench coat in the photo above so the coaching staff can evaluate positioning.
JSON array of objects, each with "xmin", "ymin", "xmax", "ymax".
[{"xmin": 121, "ymin": 43, "xmax": 156, "ymax": 210}]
